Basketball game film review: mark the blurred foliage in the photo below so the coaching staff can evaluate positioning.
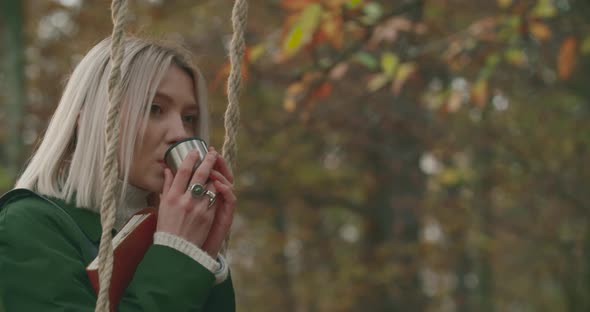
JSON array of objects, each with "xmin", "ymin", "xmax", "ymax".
[{"xmin": 1, "ymin": 0, "xmax": 589, "ymax": 311}]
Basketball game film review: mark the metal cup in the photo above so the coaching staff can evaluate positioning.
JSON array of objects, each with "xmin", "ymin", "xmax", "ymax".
[{"xmin": 164, "ymin": 137, "xmax": 208, "ymax": 175}]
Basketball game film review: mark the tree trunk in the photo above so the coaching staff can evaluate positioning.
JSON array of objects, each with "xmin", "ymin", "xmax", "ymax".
[
  {"xmin": 1, "ymin": 0, "xmax": 26, "ymax": 181},
  {"xmin": 357, "ymin": 98, "xmax": 427, "ymax": 311},
  {"xmin": 273, "ymin": 196, "xmax": 296, "ymax": 312}
]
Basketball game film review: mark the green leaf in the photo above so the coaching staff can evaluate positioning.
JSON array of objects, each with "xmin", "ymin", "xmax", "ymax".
[
  {"xmin": 480, "ymin": 54, "xmax": 500, "ymax": 79},
  {"xmin": 531, "ymin": 0, "xmax": 557, "ymax": 18},
  {"xmin": 361, "ymin": 2, "xmax": 383, "ymax": 25},
  {"xmin": 346, "ymin": 0, "xmax": 363, "ymax": 9},
  {"xmin": 381, "ymin": 52, "xmax": 399, "ymax": 77},
  {"xmin": 282, "ymin": 4, "xmax": 323, "ymax": 58},
  {"xmin": 354, "ymin": 52, "xmax": 378, "ymax": 70},
  {"xmin": 581, "ymin": 36, "xmax": 590, "ymax": 55},
  {"xmin": 504, "ymin": 48, "xmax": 527, "ymax": 67}
]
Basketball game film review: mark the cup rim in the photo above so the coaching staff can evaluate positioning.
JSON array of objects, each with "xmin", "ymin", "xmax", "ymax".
[{"xmin": 163, "ymin": 137, "xmax": 207, "ymax": 161}]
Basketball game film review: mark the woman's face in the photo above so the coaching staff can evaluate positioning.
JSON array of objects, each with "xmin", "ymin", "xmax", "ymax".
[{"xmin": 128, "ymin": 64, "xmax": 199, "ymax": 193}]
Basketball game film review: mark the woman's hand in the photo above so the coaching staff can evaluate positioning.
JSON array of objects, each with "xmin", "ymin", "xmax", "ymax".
[
  {"xmin": 156, "ymin": 149, "xmax": 220, "ymax": 248},
  {"xmin": 201, "ymin": 150, "xmax": 236, "ymax": 257}
]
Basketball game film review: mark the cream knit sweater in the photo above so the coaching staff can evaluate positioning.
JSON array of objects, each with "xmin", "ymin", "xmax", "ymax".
[{"xmin": 111, "ymin": 181, "xmax": 229, "ymax": 285}]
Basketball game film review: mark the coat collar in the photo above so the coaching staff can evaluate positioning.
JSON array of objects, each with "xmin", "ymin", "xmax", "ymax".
[
  {"xmin": 1, "ymin": 185, "xmax": 150, "ymax": 244},
  {"xmin": 46, "ymin": 196, "xmax": 108, "ymax": 244}
]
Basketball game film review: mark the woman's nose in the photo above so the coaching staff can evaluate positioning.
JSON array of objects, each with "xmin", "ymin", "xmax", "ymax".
[{"xmin": 167, "ymin": 118, "xmax": 190, "ymax": 143}]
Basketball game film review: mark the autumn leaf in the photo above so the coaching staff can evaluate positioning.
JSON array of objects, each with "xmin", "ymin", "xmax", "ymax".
[
  {"xmin": 582, "ymin": 36, "xmax": 590, "ymax": 55},
  {"xmin": 281, "ymin": 3, "xmax": 323, "ymax": 60},
  {"xmin": 392, "ymin": 62, "xmax": 416, "ymax": 95},
  {"xmin": 211, "ymin": 49, "xmax": 250, "ymax": 91},
  {"xmin": 558, "ymin": 36, "xmax": 577, "ymax": 80},
  {"xmin": 346, "ymin": 0, "xmax": 364, "ymax": 9},
  {"xmin": 447, "ymin": 90, "xmax": 463, "ymax": 113},
  {"xmin": 530, "ymin": 22, "xmax": 552, "ymax": 41},
  {"xmin": 281, "ymin": 0, "xmax": 318, "ymax": 11},
  {"xmin": 318, "ymin": 11, "xmax": 344, "ymax": 48},
  {"xmin": 497, "ymin": 0, "xmax": 512, "ymax": 9},
  {"xmin": 361, "ymin": 2, "xmax": 383, "ymax": 25},
  {"xmin": 354, "ymin": 52, "xmax": 378, "ymax": 70},
  {"xmin": 471, "ymin": 79, "xmax": 488, "ymax": 107},
  {"xmin": 367, "ymin": 74, "xmax": 390, "ymax": 92},
  {"xmin": 531, "ymin": 0, "xmax": 557, "ymax": 18},
  {"xmin": 329, "ymin": 62, "xmax": 349, "ymax": 80},
  {"xmin": 324, "ymin": 0, "xmax": 352, "ymax": 9},
  {"xmin": 284, "ymin": 81, "xmax": 307, "ymax": 112},
  {"xmin": 248, "ymin": 43, "xmax": 266, "ymax": 63},
  {"xmin": 504, "ymin": 48, "xmax": 527, "ymax": 67},
  {"xmin": 310, "ymin": 82, "xmax": 333, "ymax": 101},
  {"xmin": 381, "ymin": 52, "xmax": 399, "ymax": 77}
]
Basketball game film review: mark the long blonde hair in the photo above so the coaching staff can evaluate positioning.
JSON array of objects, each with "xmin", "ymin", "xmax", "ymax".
[{"xmin": 16, "ymin": 36, "xmax": 209, "ymax": 211}]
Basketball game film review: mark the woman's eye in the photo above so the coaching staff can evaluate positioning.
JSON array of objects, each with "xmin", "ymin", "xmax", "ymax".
[
  {"xmin": 183, "ymin": 115, "xmax": 197, "ymax": 124},
  {"xmin": 150, "ymin": 104, "xmax": 162, "ymax": 115}
]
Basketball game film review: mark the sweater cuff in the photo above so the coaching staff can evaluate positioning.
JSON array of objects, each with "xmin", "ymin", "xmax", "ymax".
[
  {"xmin": 214, "ymin": 254, "xmax": 230, "ymax": 285},
  {"xmin": 153, "ymin": 232, "xmax": 219, "ymax": 273}
]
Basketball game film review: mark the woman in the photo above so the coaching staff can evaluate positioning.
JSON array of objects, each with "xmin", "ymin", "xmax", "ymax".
[{"xmin": 0, "ymin": 37, "xmax": 236, "ymax": 311}]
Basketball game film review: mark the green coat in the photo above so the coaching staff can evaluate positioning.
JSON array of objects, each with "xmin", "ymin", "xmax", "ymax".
[{"xmin": 0, "ymin": 189, "xmax": 235, "ymax": 311}]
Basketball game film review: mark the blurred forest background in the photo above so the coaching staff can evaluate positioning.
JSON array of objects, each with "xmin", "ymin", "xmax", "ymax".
[{"xmin": 1, "ymin": 0, "xmax": 590, "ymax": 311}]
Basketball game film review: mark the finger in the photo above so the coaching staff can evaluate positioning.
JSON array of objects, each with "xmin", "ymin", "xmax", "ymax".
[
  {"xmin": 191, "ymin": 182, "xmax": 218, "ymax": 213},
  {"xmin": 211, "ymin": 181, "xmax": 235, "ymax": 229},
  {"xmin": 212, "ymin": 151, "xmax": 234, "ymax": 184},
  {"xmin": 170, "ymin": 150, "xmax": 201, "ymax": 194},
  {"xmin": 162, "ymin": 168, "xmax": 173, "ymax": 194},
  {"xmin": 214, "ymin": 180, "xmax": 237, "ymax": 208},
  {"xmin": 189, "ymin": 151, "xmax": 218, "ymax": 185},
  {"xmin": 210, "ymin": 169, "xmax": 232, "ymax": 188}
]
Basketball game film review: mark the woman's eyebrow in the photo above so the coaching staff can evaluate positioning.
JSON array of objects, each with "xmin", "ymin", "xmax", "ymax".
[
  {"xmin": 154, "ymin": 91, "xmax": 197, "ymax": 108},
  {"xmin": 153, "ymin": 92, "xmax": 173, "ymax": 103}
]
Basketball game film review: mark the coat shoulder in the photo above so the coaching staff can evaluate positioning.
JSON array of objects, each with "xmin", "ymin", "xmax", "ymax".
[{"xmin": 0, "ymin": 188, "xmax": 58, "ymax": 219}]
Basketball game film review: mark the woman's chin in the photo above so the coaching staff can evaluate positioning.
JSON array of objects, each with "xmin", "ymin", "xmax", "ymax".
[{"xmin": 128, "ymin": 177, "xmax": 163, "ymax": 194}]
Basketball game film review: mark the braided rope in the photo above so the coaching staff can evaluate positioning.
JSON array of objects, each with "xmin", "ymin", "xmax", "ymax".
[
  {"xmin": 222, "ymin": 0, "xmax": 248, "ymax": 172},
  {"xmin": 95, "ymin": 0, "xmax": 127, "ymax": 311},
  {"xmin": 220, "ymin": 0, "xmax": 248, "ymax": 255}
]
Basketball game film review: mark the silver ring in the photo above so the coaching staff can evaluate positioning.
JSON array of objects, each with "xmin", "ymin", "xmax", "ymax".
[
  {"xmin": 188, "ymin": 183, "xmax": 206, "ymax": 198},
  {"xmin": 205, "ymin": 190, "xmax": 216, "ymax": 208}
]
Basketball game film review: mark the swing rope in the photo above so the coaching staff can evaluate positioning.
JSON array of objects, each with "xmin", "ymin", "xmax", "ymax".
[
  {"xmin": 95, "ymin": 0, "xmax": 248, "ymax": 310},
  {"xmin": 223, "ymin": 0, "xmax": 248, "ymax": 173},
  {"xmin": 95, "ymin": 0, "xmax": 128, "ymax": 311}
]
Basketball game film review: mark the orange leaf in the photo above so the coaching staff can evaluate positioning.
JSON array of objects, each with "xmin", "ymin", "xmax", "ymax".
[
  {"xmin": 310, "ymin": 82, "xmax": 333, "ymax": 100},
  {"xmin": 319, "ymin": 12, "xmax": 344, "ymax": 48},
  {"xmin": 281, "ymin": 0, "xmax": 318, "ymax": 10},
  {"xmin": 284, "ymin": 81, "xmax": 306, "ymax": 112},
  {"xmin": 558, "ymin": 36, "xmax": 577, "ymax": 80},
  {"xmin": 211, "ymin": 62, "xmax": 231, "ymax": 91},
  {"xmin": 497, "ymin": 0, "xmax": 512, "ymax": 9},
  {"xmin": 530, "ymin": 22, "xmax": 552, "ymax": 41},
  {"xmin": 471, "ymin": 79, "xmax": 488, "ymax": 107}
]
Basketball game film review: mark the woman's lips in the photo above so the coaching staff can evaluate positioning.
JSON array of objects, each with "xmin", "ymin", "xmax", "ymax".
[{"xmin": 157, "ymin": 160, "xmax": 168, "ymax": 168}]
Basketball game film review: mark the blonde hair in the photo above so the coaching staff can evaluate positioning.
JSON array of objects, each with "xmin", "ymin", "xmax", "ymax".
[{"xmin": 16, "ymin": 36, "xmax": 209, "ymax": 211}]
